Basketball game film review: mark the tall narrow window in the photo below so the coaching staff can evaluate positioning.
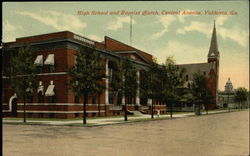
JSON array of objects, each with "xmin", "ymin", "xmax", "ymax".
[
  {"xmin": 92, "ymin": 95, "xmax": 96, "ymax": 104},
  {"xmin": 38, "ymin": 91, "xmax": 44, "ymax": 103},
  {"xmin": 37, "ymin": 81, "xmax": 44, "ymax": 103},
  {"xmin": 185, "ymin": 75, "xmax": 189, "ymax": 81},
  {"xmin": 74, "ymin": 96, "xmax": 79, "ymax": 103},
  {"xmin": 44, "ymin": 54, "xmax": 55, "ymax": 73},
  {"xmin": 34, "ymin": 55, "xmax": 43, "ymax": 73},
  {"xmin": 45, "ymin": 80, "xmax": 56, "ymax": 103},
  {"xmin": 109, "ymin": 91, "xmax": 114, "ymax": 104}
]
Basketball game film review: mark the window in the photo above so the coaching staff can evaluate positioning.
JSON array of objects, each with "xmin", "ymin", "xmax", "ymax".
[
  {"xmin": 27, "ymin": 95, "xmax": 33, "ymax": 103},
  {"xmin": 39, "ymin": 113, "xmax": 44, "ymax": 118},
  {"xmin": 38, "ymin": 91, "xmax": 45, "ymax": 103},
  {"xmin": 34, "ymin": 55, "xmax": 43, "ymax": 73},
  {"xmin": 109, "ymin": 91, "xmax": 114, "ymax": 104},
  {"xmin": 37, "ymin": 66, "xmax": 43, "ymax": 73},
  {"xmin": 45, "ymin": 80, "xmax": 55, "ymax": 103},
  {"xmin": 49, "ymin": 95, "xmax": 56, "ymax": 103},
  {"xmin": 185, "ymin": 75, "xmax": 189, "ymax": 81},
  {"xmin": 75, "ymin": 113, "xmax": 80, "ymax": 118},
  {"xmin": 44, "ymin": 54, "xmax": 55, "ymax": 73},
  {"xmin": 74, "ymin": 55, "xmax": 77, "ymax": 67},
  {"xmin": 49, "ymin": 113, "xmax": 55, "ymax": 118},
  {"xmin": 108, "ymin": 68, "xmax": 113, "ymax": 82},
  {"xmin": 92, "ymin": 96, "xmax": 96, "ymax": 104},
  {"xmin": 130, "ymin": 55, "xmax": 136, "ymax": 60},
  {"xmin": 28, "ymin": 113, "xmax": 33, "ymax": 118},
  {"xmin": 74, "ymin": 96, "xmax": 79, "ymax": 103},
  {"xmin": 117, "ymin": 95, "xmax": 122, "ymax": 105},
  {"xmin": 49, "ymin": 65, "xmax": 55, "ymax": 73}
]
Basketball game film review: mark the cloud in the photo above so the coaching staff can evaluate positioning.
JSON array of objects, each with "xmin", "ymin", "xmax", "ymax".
[
  {"xmin": 87, "ymin": 34, "xmax": 103, "ymax": 42},
  {"xmin": 218, "ymin": 27, "xmax": 248, "ymax": 48},
  {"xmin": 176, "ymin": 16, "xmax": 249, "ymax": 47},
  {"xmin": 16, "ymin": 10, "xmax": 87, "ymax": 33},
  {"xmin": 3, "ymin": 20, "xmax": 19, "ymax": 42},
  {"xmin": 107, "ymin": 16, "xmax": 136, "ymax": 31},
  {"xmin": 176, "ymin": 21, "xmax": 212, "ymax": 37},
  {"xmin": 151, "ymin": 16, "xmax": 176, "ymax": 39},
  {"xmin": 152, "ymin": 40, "xmax": 207, "ymax": 64}
]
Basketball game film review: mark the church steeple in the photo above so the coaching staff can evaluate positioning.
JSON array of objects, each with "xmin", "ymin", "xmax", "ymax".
[{"xmin": 208, "ymin": 20, "xmax": 220, "ymax": 59}]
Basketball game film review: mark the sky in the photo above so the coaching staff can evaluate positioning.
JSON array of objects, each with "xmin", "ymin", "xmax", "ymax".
[{"xmin": 2, "ymin": 1, "xmax": 249, "ymax": 91}]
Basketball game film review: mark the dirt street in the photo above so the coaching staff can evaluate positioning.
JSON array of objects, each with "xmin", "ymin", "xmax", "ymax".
[{"xmin": 3, "ymin": 110, "xmax": 249, "ymax": 156}]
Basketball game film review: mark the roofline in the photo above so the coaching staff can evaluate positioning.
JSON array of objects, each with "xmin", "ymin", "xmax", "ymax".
[
  {"xmin": 104, "ymin": 36, "xmax": 152, "ymax": 57},
  {"xmin": 15, "ymin": 31, "xmax": 73, "ymax": 40},
  {"xmin": 3, "ymin": 37, "xmax": 151, "ymax": 68},
  {"xmin": 114, "ymin": 51, "xmax": 151, "ymax": 64},
  {"xmin": 177, "ymin": 62, "xmax": 213, "ymax": 66}
]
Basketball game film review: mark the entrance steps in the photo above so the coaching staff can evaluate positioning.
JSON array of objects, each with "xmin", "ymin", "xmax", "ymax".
[{"xmin": 130, "ymin": 111, "xmax": 144, "ymax": 116}]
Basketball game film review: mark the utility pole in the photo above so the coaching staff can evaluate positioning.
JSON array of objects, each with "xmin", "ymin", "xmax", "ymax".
[{"xmin": 130, "ymin": 15, "xmax": 132, "ymax": 46}]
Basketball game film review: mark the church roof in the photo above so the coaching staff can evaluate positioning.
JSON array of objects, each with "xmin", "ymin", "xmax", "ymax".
[
  {"xmin": 177, "ymin": 62, "xmax": 216, "ymax": 80},
  {"xmin": 208, "ymin": 21, "xmax": 220, "ymax": 58}
]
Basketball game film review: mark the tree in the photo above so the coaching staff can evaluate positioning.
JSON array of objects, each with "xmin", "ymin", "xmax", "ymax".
[
  {"xmin": 161, "ymin": 56, "xmax": 184, "ymax": 118},
  {"xmin": 69, "ymin": 46, "xmax": 105, "ymax": 124},
  {"xmin": 10, "ymin": 44, "xmax": 37, "ymax": 123},
  {"xmin": 149, "ymin": 62, "xmax": 163, "ymax": 118},
  {"xmin": 234, "ymin": 87, "xmax": 248, "ymax": 109},
  {"xmin": 110, "ymin": 59, "xmax": 124, "ymax": 106},
  {"xmin": 139, "ymin": 69, "xmax": 152, "ymax": 111},
  {"xmin": 191, "ymin": 71, "xmax": 212, "ymax": 115},
  {"xmin": 122, "ymin": 58, "xmax": 138, "ymax": 121},
  {"xmin": 96, "ymin": 78, "xmax": 106, "ymax": 117}
]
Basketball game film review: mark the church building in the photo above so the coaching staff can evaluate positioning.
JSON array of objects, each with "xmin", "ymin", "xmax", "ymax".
[{"xmin": 177, "ymin": 21, "xmax": 220, "ymax": 109}]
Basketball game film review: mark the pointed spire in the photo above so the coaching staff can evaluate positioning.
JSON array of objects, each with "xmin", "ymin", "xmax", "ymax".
[{"xmin": 208, "ymin": 20, "xmax": 219, "ymax": 58}]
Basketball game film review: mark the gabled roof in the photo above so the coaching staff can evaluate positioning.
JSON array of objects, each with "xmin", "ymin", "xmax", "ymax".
[
  {"xmin": 114, "ymin": 51, "xmax": 151, "ymax": 64},
  {"xmin": 177, "ymin": 62, "xmax": 216, "ymax": 80},
  {"xmin": 104, "ymin": 36, "xmax": 153, "ymax": 63}
]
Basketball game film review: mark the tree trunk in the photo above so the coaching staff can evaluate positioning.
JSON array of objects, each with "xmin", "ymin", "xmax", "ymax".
[
  {"xmin": 170, "ymin": 102, "xmax": 173, "ymax": 118},
  {"xmin": 206, "ymin": 104, "xmax": 208, "ymax": 115},
  {"xmin": 98, "ymin": 93, "xmax": 101, "ymax": 117},
  {"xmin": 124, "ymin": 96, "xmax": 128, "ymax": 121},
  {"xmin": 165, "ymin": 102, "xmax": 168, "ymax": 116},
  {"xmin": 23, "ymin": 95, "xmax": 26, "ymax": 123},
  {"xmin": 83, "ymin": 94, "xmax": 88, "ymax": 124},
  {"xmin": 151, "ymin": 98, "xmax": 154, "ymax": 119}
]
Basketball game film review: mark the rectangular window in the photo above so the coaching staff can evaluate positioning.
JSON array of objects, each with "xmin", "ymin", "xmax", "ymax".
[
  {"xmin": 39, "ymin": 113, "xmax": 44, "ymax": 118},
  {"xmin": 49, "ymin": 95, "xmax": 56, "ymax": 103},
  {"xmin": 38, "ymin": 92, "xmax": 45, "ymax": 103},
  {"xmin": 92, "ymin": 96, "xmax": 96, "ymax": 104},
  {"xmin": 49, "ymin": 65, "xmax": 55, "ymax": 73},
  {"xmin": 37, "ymin": 66, "xmax": 43, "ymax": 73},
  {"xmin": 74, "ymin": 55, "xmax": 77, "ymax": 67},
  {"xmin": 27, "ymin": 96, "xmax": 33, "ymax": 103},
  {"xmin": 74, "ymin": 96, "xmax": 79, "ymax": 103},
  {"xmin": 49, "ymin": 113, "xmax": 55, "ymax": 118},
  {"xmin": 28, "ymin": 113, "xmax": 33, "ymax": 118}
]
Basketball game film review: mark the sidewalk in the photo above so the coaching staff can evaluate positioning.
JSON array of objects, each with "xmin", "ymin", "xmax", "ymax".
[{"xmin": 2, "ymin": 109, "xmax": 242, "ymax": 126}]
